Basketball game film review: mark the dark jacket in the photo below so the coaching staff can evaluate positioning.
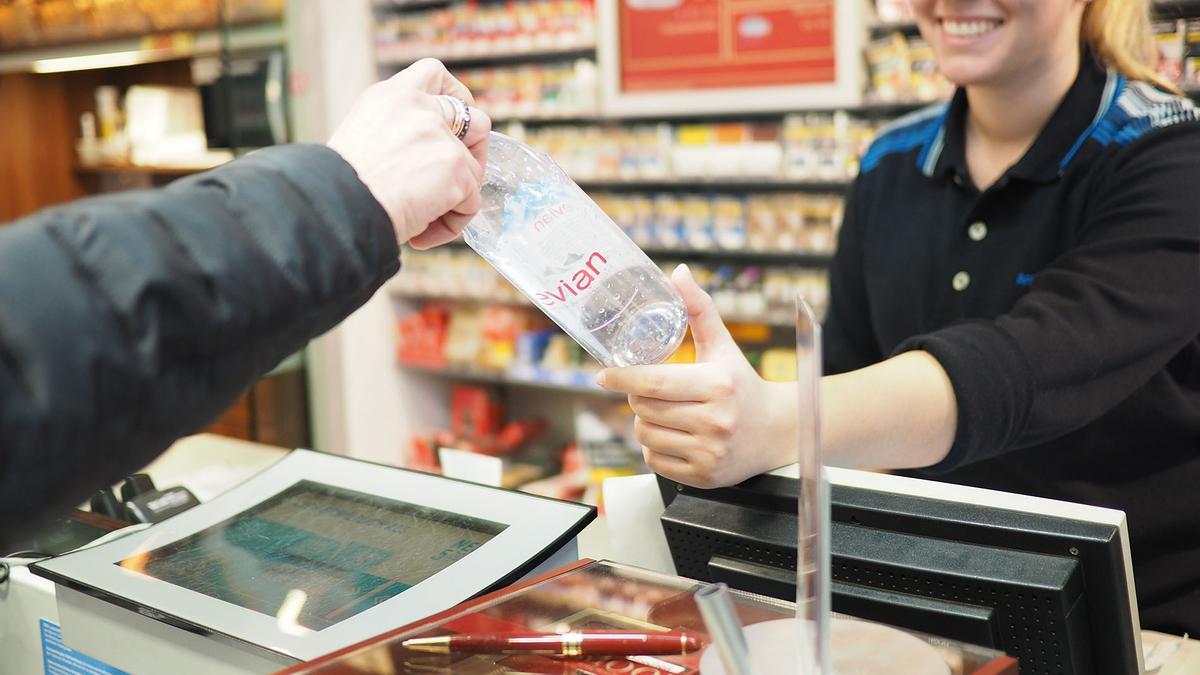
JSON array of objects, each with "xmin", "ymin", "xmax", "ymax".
[{"xmin": 0, "ymin": 144, "xmax": 398, "ymax": 550}]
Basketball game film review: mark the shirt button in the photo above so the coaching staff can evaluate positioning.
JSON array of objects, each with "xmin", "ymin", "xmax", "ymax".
[
  {"xmin": 967, "ymin": 221, "xmax": 988, "ymax": 241},
  {"xmin": 952, "ymin": 271, "xmax": 971, "ymax": 291}
]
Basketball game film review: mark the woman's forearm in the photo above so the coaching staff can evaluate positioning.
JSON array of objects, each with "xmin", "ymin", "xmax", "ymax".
[
  {"xmin": 762, "ymin": 350, "xmax": 958, "ymax": 471},
  {"xmin": 822, "ymin": 350, "xmax": 957, "ymax": 469}
]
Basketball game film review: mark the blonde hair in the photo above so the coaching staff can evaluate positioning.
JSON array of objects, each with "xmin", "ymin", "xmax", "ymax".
[{"xmin": 1081, "ymin": 0, "xmax": 1181, "ymax": 93}]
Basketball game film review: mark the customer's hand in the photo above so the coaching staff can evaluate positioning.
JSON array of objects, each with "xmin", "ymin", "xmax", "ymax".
[
  {"xmin": 596, "ymin": 265, "xmax": 797, "ymax": 488},
  {"xmin": 328, "ymin": 58, "xmax": 492, "ymax": 249}
]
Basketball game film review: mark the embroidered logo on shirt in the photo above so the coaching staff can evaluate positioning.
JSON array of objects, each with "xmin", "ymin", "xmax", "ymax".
[{"xmin": 1015, "ymin": 272, "xmax": 1036, "ymax": 287}]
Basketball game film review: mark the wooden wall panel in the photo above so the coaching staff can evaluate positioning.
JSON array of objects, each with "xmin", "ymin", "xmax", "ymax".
[
  {"xmin": 204, "ymin": 371, "xmax": 312, "ymax": 449},
  {"xmin": 252, "ymin": 369, "xmax": 311, "ymax": 448},
  {"xmin": 0, "ymin": 72, "xmax": 85, "ymax": 221},
  {"xmin": 0, "ymin": 60, "xmax": 194, "ymax": 222},
  {"xmin": 205, "ymin": 393, "xmax": 255, "ymax": 441}
]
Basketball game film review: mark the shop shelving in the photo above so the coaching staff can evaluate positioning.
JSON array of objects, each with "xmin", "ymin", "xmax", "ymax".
[
  {"xmin": 422, "ymin": 240, "xmax": 834, "ymax": 266},
  {"xmin": 640, "ymin": 248, "xmax": 834, "ymax": 267},
  {"xmin": 373, "ymin": 0, "xmax": 452, "ymax": 10},
  {"xmin": 491, "ymin": 113, "xmax": 603, "ymax": 125},
  {"xmin": 509, "ymin": 101, "xmax": 933, "ymax": 123},
  {"xmin": 75, "ymin": 163, "xmax": 224, "ymax": 176},
  {"xmin": 373, "ymin": 0, "xmax": 850, "ymax": 429},
  {"xmin": 377, "ymin": 41, "xmax": 596, "ymax": 69},
  {"xmin": 390, "ymin": 288, "xmax": 798, "ymax": 330},
  {"xmin": 1156, "ymin": 0, "xmax": 1200, "ymax": 18},
  {"xmin": 867, "ymin": 19, "xmax": 920, "ymax": 36},
  {"xmin": 0, "ymin": 21, "xmax": 284, "ymax": 74},
  {"xmin": 399, "ymin": 363, "xmax": 620, "ymax": 398},
  {"xmin": 573, "ymin": 177, "xmax": 851, "ymax": 193}
]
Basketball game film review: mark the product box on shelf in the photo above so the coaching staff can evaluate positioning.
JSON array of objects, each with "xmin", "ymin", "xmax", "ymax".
[
  {"xmin": 672, "ymin": 123, "xmax": 783, "ymax": 179},
  {"xmin": 450, "ymin": 385, "xmax": 504, "ymax": 441},
  {"xmin": 512, "ymin": 116, "xmax": 885, "ymax": 183},
  {"xmin": 0, "ymin": 2, "xmax": 38, "ymax": 49},
  {"xmin": 594, "ymin": 190, "xmax": 843, "ymax": 255},
  {"xmin": 395, "ymin": 305, "xmax": 449, "ymax": 369},
  {"xmin": 0, "ymin": 0, "xmax": 281, "ymax": 49},
  {"xmin": 864, "ymin": 32, "xmax": 954, "ymax": 105},
  {"xmin": 456, "ymin": 59, "xmax": 599, "ymax": 120},
  {"xmin": 443, "ymin": 303, "xmax": 485, "ymax": 366},
  {"xmin": 1186, "ymin": 19, "xmax": 1200, "ymax": 87},
  {"xmin": 866, "ymin": 32, "xmax": 910, "ymax": 102},
  {"xmin": 874, "ymin": 0, "xmax": 914, "ymax": 24},
  {"xmin": 1155, "ymin": 20, "xmax": 1186, "ymax": 85},
  {"xmin": 783, "ymin": 112, "xmax": 877, "ymax": 180},
  {"xmin": 675, "ymin": 261, "xmax": 828, "ymax": 326},
  {"xmin": 406, "ymin": 384, "xmax": 560, "ymax": 489},
  {"xmin": 574, "ymin": 398, "xmax": 646, "ymax": 503},
  {"xmin": 760, "ymin": 347, "xmax": 799, "ymax": 382},
  {"xmin": 375, "ymin": 0, "xmax": 595, "ymax": 64}
]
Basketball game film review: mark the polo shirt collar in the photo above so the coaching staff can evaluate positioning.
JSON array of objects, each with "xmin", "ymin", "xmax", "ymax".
[{"xmin": 928, "ymin": 54, "xmax": 1118, "ymax": 186}]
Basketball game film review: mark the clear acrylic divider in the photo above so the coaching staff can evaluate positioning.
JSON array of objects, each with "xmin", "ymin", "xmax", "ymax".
[{"xmin": 795, "ymin": 297, "xmax": 830, "ymax": 675}]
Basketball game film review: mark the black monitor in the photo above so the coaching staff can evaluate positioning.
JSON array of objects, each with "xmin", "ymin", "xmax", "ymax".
[
  {"xmin": 658, "ymin": 467, "xmax": 1143, "ymax": 675},
  {"xmin": 200, "ymin": 49, "xmax": 289, "ymax": 150}
]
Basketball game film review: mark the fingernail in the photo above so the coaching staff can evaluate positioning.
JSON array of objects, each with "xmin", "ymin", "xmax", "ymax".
[{"xmin": 595, "ymin": 371, "xmax": 607, "ymax": 388}]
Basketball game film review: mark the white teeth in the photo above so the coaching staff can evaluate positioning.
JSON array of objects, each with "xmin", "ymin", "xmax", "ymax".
[{"xmin": 942, "ymin": 20, "xmax": 1000, "ymax": 37}]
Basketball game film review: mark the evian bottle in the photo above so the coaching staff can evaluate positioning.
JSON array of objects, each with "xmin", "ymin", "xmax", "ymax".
[{"xmin": 462, "ymin": 132, "xmax": 687, "ymax": 368}]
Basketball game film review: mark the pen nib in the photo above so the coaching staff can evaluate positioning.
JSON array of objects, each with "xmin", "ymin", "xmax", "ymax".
[{"xmin": 402, "ymin": 637, "xmax": 451, "ymax": 654}]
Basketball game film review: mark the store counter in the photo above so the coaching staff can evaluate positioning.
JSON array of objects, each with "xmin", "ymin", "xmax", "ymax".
[
  {"xmin": 139, "ymin": 433, "xmax": 290, "ymax": 501},
  {"xmin": 138, "ymin": 436, "xmax": 1200, "ymax": 674},
  {"xmin": 4, "ymin": 434, "xmax": 1198, "ymax": 674},
  {"xmin": 9, "ymin": 435, "xmax": 595, "ymax": 674}
]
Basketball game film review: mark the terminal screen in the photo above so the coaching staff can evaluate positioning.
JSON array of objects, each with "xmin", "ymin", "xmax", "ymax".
[{"xmin": 118, "ymin": 481, "xmax": 507, "ymax": 631}]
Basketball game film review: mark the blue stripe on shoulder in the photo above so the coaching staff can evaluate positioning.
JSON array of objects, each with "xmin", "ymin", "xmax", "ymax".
[
  {"xmin": 1061, "ymin": 75, "xmax": 1200, "ymax": 170},
  {"xmin": 860, "ymin": 103, "xmax": 950, "ymax": 174}
]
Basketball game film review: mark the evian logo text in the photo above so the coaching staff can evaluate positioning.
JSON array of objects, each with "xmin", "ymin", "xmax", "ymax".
[{"xmin": 535, "ymin": 251, "xmax": 608, "ymax": 306}]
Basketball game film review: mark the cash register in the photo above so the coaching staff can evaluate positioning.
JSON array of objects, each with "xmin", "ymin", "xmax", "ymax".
[
  {"xmin": 658, "ymin": 467, "xmax": 1144, "ymax": 675},
  {"xmin": 29, "ymin": 449, "xmax": 595, "ymax": 674}
]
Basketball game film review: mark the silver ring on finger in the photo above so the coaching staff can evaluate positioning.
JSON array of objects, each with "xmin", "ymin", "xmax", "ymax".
[{"xmin": 437, "ymin": 95, "xmax": 470, "ymax": 141}]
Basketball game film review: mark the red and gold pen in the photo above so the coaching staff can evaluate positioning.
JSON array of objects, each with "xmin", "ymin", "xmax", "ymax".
[{"xmin": 401, "ymin": 631, "xmax": 703, "ymax": 657}]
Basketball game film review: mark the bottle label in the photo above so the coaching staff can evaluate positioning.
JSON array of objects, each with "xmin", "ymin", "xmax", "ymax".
[
  {"xmin": 499, "ymin": 182, "xmax": 641, "ymax": 308},
  {"xmin": 532, "ymin": 250, "xmax": 611, "ymax": 307},
  {"xmin": 503, "ymin": 182, "xmax": 574, "ymax": 235}
]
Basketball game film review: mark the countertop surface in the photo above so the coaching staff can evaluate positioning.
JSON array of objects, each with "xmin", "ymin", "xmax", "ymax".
[{"xmin": 154, "ymin": 434, "xmax": 1200, "ymax": 674}]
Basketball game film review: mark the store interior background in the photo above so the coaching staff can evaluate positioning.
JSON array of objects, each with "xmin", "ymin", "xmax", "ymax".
[{"xmin": 2, "ymin": 0, "xmax": 1199, "ymax": 507}]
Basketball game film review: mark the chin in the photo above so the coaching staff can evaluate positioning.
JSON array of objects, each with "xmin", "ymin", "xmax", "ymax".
[{"xmin": 934, "ymin": 59, "xmax": 1003, "ymax": 88}]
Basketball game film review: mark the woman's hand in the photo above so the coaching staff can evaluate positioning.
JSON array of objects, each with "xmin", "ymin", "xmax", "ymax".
[
  {"xmin": 597, "ymin": 265, "xmax": 798, "ymax": 488},
  {"xmin": 327, "ymin": 58, "xmax": 492, "ymax": 249}
]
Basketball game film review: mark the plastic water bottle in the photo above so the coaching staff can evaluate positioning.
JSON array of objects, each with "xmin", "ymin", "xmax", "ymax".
[{"xmin": 462, "ymin": 132, "xmax": 687, "ymax": 368}]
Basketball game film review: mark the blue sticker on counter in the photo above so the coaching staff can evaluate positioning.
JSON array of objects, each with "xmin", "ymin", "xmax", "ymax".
[{"xmin": 40, "ymin": 619, "xmax": 128, "ymax": 675}]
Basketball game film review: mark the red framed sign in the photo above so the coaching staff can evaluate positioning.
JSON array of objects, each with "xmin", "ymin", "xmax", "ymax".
[{"xmin": 599, "ymin": 0, "xmax": 863, "ymax": 116}]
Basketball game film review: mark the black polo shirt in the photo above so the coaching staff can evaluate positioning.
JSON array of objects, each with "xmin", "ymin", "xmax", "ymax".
[{"xmin": 825, "ymin": 56, "xmax": 1200, "ymax": 634}]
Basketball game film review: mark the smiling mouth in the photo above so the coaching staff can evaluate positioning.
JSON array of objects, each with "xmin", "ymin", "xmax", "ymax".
[{"xmin": 940, "ymin": 18, "xmax": 1004, "ymax": 38}]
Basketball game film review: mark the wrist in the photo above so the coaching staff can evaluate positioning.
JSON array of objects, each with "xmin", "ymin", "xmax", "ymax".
[{"xmin": 762, "ymin": 379, "xmax": 801, "ymax": 472}]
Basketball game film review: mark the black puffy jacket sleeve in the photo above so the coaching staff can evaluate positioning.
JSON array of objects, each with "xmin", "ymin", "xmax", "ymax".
[{"xmin": 0, "ymin": 144, "xmax": 398, "ymax": 547}]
